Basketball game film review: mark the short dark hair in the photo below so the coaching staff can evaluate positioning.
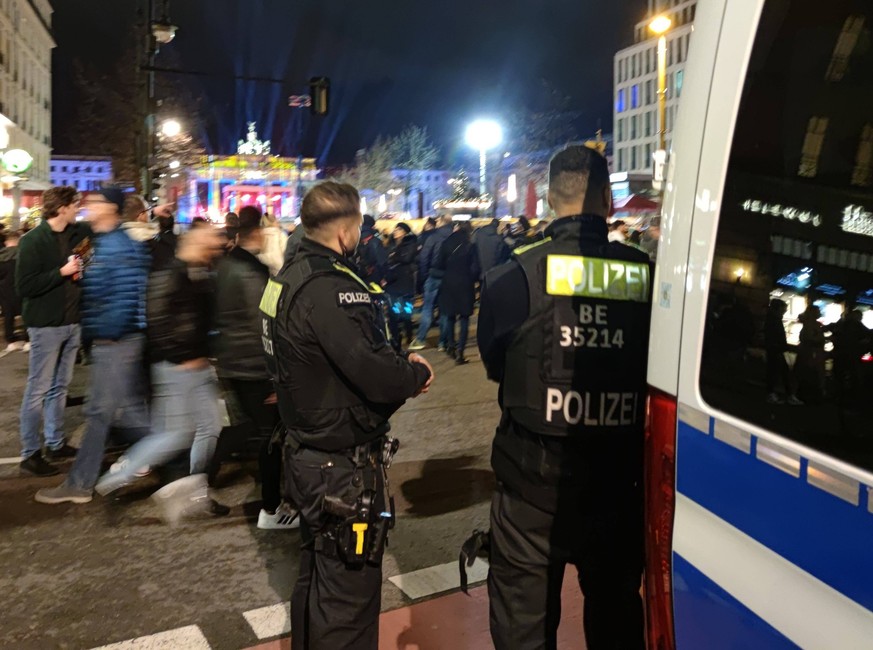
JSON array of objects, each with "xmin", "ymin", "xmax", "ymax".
[
  {"xmin": 548, "ymin": 146, "xmax": 610, "ymax": 213},
  {"xmin": 122, "ymin": 195, "xmax": 148, "ymax": 223},
  {"xmin": 301, "ymin": 182, "xmax": 360, "ymax": 232},
  {"xmin": 237, "ymin": 205, "xmax": 262, "ymax": 237},
  {"xmin": 42, "ymin": 186, "xmax": 81, "ymax": 219}
]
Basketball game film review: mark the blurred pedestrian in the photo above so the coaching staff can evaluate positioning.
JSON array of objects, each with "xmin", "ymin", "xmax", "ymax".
[
  {"xmin": 36, "ymin": 187, "xmax": 152, "ymax": 504},
  {"xmin": 409, "ymin": 214, "xmax": 452, "ymax": 350},
  {"xmin": 258, "ymin": 212, "xmax": 288, "ymax": 275},
  {"xmin": 214, "ymin": 205, "xmax": 298, "ymax": 529},
  {"xmin": 16, "ymin": 186, "xmax": 87, "ymax": 477},
  {"xmin": 435, "ymin": 222, "xmax": 480, "ymax": 364},
  {"xmin": 385, "ymin": 222, "xmax": 418, "ymax": 347},
  {"xmin": 0, "ymin": 231, "xmax": 26, "ymax": 351},
  {"xmin": 96, "ymin": 225, "xmax": 229, "ymax": 523},
  {"xmin": 354, "ymin": 215, "xmax": 388, "ymax": 287},
  {"xmin": 472, "ymin": 218, "xmax": 509, "ymax": 279}
]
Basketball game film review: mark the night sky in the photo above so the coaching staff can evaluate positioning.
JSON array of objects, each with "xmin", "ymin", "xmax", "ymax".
[{"xmin": 51, "ymin": 0, "xmax": 645, "ymax": 166}]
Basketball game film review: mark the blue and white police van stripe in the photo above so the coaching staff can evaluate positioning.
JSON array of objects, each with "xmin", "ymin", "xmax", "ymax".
[{"xmin": 672, "ymin": 405, "xmax": 873, "ymax": 650}]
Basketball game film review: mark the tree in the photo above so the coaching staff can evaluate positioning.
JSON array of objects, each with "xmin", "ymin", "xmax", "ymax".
[
  {"xmin": 330, "ymin": 125, "xmax": 441, "ymax": 215},
  {"xmin": 449, "ymin": 168, "xmax": 477, "ymax": 201},
  {"xmin": 59, "ymin": 30, "xmax": 208, "ymax": 192}
]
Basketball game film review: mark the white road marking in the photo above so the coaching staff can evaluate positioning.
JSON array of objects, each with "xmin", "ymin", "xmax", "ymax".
[
  {"xmin": 388, "ymin": 559, "xmax": 489, "ymax": 600},
  {"xmin": 242, "ymin": 602, "xmax": 291, "ymax": 640},
  {"xmin": 89, "ymin": 625, "xmax": 210, "ymax": 650}
]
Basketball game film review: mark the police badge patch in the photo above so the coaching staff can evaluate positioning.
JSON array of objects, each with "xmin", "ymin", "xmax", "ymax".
[{"xmin": 337, "ymin": 291, "xmax": 372, "ymax": 306}]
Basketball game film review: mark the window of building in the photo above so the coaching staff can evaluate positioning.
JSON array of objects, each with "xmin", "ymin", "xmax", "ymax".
[
  {"xmin": 631, "ymin": 115, "xmax": 638, "ymax": 139},
  {"xmin": 645, "ymin": 111, "xmax": 653, "ymax": 137},
  {"xmin": 798, "ymin": 117, "xmax": 829, "ymax": 178},
  {"xmin": 616, "ymin": 89, "xmax": 626, "ymax": 113},
  {"xmin": 632, "ymin": 54, "xmax": 637, "ymax": 78},
  {"xmin": 618, "ymin": 148, "xmax": 625, "ymax": 172},
  {"xmin": 631, "ymin": 147, "xmax": 638, "ymax": 170},
  {"xmin": 676, "ymin": 70, "xmax": 684, "ymax": 97},
  {"xmin": 618, "ymin": 118, "xmax": 624, "ymax": 142},
  {"xmin": 632, "ymin": 84, "xmax": 640, "ymax": 109},
  {"xmin": 646, "ymin": 80, "xmax": 654, "ymax": 105},
  {"xmin": 852, "ymin": 124, "xmax": 873, "ymax": 188},
  {"xmin": 700, "ymin": 0, "xmax": 873, "ymax": 473},
  {"xmin": 646, "ymin": 49, "xmax": 652, "ymax": 74}
]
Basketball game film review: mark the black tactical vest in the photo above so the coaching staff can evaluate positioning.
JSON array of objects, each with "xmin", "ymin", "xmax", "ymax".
[
  {"xmin": 258, "ymin": 250, "xmax": 391, "ymax": 430},
  {"xmin": 502, "ymin": 217, "xmax": 653, "ymax": 439}
]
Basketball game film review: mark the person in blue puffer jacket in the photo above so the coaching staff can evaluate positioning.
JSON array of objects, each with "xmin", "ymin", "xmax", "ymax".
[{"xmin": 36, "ymin": 187, "xmax": 153, "ymax": 505}]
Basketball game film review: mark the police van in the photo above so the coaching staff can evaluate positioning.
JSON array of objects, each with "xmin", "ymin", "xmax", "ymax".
[{"xmin": 645, "ymin": 0, "xmax": 873, "ymax": 648}]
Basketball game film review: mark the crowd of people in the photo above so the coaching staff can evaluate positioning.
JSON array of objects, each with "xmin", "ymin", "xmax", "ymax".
[{"xmin": 5, "ymin": 186, "xmax": 297, "ymax": 529}]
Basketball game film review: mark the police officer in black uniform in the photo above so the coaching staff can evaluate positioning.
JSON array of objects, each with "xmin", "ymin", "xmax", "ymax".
[
  {"xmin": 478, "ymin": 146, "xmax": 652, "ymax": 650},
  {"xmin": 260, "ymin": 182, "xmax": 434, "ymax": 650}
]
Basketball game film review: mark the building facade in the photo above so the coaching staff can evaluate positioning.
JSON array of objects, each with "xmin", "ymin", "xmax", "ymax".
[
  {"xmin": 389, "ymin": 168, "xmax": 451, "ymax": 217},
  {"xmin": 50, "ymin": 156, "xmax": 114, "ymax": 193},
  {"xmin": 0, "ymin": 0, "xmax": 53, "ymax": 186},
  {"xmin": 613, "ymin": 0, "xmax": 697, "ymax": 174}
]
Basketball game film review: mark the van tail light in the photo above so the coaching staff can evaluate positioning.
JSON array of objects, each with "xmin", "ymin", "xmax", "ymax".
[{"xmin": 645, "ymin": 386, "xmax": 678, "ymax": 650}]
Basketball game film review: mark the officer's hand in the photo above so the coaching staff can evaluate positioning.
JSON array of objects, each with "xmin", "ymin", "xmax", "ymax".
[
  {"xmin": 264, "ymin": 393, "xmax": 277, "ymax": 405},
  {"xmin": 408, "ymin": 353, "xmax": 434, "ymax": 396}
]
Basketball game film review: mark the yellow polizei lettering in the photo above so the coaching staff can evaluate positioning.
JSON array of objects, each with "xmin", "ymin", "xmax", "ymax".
[
  {"xmin": 353, "ymin": 522, "xmax": 368, "ymax": 555},
  {"xmin": 546, "ymin": 255, "xmax": 650, "ymax": 303},
  {"xmin": 259, "ymin": 279, "xmax": 284, "ymax": 318}
]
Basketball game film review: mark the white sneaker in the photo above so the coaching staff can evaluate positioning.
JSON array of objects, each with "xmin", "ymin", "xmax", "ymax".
[
  {"xmin": 110, "ymin": 457, "xmax": 151, "ymax": 478},
  {"xmin": 5, "ymin": 342, "xmax": 22, "ymax": 352},
  {"xmin": 257, "ymin": 504, "xmax": 300, "ymax": 530},
  {"xmin": 407, "ymin": 341, "xmax": 426, "ymax": 351},
  {"xmin": 21, "ymin": 342, "xmax": 30, "ymax": 352}
]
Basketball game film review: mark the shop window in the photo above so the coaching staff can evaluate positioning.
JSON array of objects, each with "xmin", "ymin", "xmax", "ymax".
[{"xmin": 700, "ymin": 0, "xmax": 873, "ymax": 472}]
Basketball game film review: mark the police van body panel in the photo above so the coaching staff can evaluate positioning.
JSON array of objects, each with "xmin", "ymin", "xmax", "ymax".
[{"xmin": 645, "ymin": 0, "xmax": 873, "ymax": 648}]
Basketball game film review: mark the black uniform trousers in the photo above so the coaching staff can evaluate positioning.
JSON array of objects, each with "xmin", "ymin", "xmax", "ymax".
[
  {"xmin": 488, "ymin": 484, "xmax": 645, "ymax": 650},
  {"xmin": 225, "ymin": 378, "xmax": 283, "ymax": 512},
  {"xmin": 285, "ymin": 444, "xmax": 385, "ymax": 650}
]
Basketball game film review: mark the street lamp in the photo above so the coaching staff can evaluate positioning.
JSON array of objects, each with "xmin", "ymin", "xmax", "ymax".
[
  {"xmin": 465, "ymin": 119, "xmax": 502, "ymax": 198},
  {"xmin": 649, "ymin": 15, "xmax": 672, "ymax": 154},
  {"xmin": 160, "ymin": 119, "xmax": 182, "ymax": 138}
]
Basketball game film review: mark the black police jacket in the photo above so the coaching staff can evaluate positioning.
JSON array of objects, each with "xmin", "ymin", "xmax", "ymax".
[
  {"xmin": 477, "ymin": 215, "xmax": 653, "ymax": 511},
  {"xmin": 261, "ymin": 237, "xmax": 431, "ymax": 452}
]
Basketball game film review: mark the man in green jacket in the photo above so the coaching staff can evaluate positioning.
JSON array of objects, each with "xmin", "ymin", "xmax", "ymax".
[{"xmin": 16, "ymin": 186, "xmax": 89, "ymax": 477}]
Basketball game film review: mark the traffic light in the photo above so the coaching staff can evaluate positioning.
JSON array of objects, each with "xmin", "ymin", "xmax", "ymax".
[{"xmin": 309, "ymin": 77, "xmax": 330, "ymax": 116}]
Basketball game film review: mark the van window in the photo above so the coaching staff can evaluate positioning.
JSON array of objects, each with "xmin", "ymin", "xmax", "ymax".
[{"xmin": 700, "ymin": 0, "xmax": 873, "ymax": 472}]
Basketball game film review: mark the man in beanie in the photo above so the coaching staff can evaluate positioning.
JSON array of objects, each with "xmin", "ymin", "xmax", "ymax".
[
  {"xmin": 36, "ymin": 187, "xmax": 152, "ymax": 504},
  {"xmin": 16, "ymin": 186, "xmax": 88, "ymax": 477}
]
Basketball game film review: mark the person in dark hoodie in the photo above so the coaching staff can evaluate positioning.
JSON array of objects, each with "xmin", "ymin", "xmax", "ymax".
[
  {"xmin": 35, "ymin": 187, "xmax": 153, "ymax": 505},
  {"xmin": 0, "ymin": 231, "xmax": 26, "ymax": 351},
  {"xmin": 435, "ymin": 221, "xmax": 480, "ymax": 364},
  {"xmin": 409, "ymin": 214, "xmax": 453, "ymax": 350},
  {"xmin": 385, "ymin": 222, "xmax": 419, "ymax": 347},
  {"xmin": 472, "ymin": 218, "xmax": 509, "ymax": 279},
  {"xmin": 214, "ymin": 205, "xmax": 299, "ymax": 530},
  {"xmin": 354, "ymin": 214, "xmax": 388, "ymax": 287}
]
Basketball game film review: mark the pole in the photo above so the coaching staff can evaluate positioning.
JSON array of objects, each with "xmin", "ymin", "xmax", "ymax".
[
  {"xmin": 479, "ymin": 148, "xmax": 487, "ymax": 197},
  {"xmin": 657, "ymin": 34, "xmax": 668, "ymax": 152}
]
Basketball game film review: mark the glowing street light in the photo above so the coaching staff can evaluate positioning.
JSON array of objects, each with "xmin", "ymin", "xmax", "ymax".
[
  {"xmin": 160, "ymin": 119, "xmax": 182, "ymax": 138},
  {"xmin": 465, "ymin": 119, "xmax": 502, "ymax": 197},
  {"xmin": 648, "ymin": 15, "xmax": 672, "ymax": 35},
  {"xmin": 648, "ymin": 16, "xmax": 672, "ymax": 153}
]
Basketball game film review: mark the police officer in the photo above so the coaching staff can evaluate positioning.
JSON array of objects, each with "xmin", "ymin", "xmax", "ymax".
[
  {"xmin": 477, "ymin": 146, "xmax": 651, "ymax": 650},
  {"xmin": 260, "ymin": 182, "xmax": 434, "ymax": 650}
]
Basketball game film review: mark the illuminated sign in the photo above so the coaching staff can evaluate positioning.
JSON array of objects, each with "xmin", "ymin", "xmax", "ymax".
[
  {"xmin": 741, "ymin": 199, "xmax": 822, "ymax": 227},
  {"xmin": 1, "ymin": 149, "xmax": 33, "ymax": 174},
  {"xmin": 841, "ymin": 205, "xmax": 873, "ymax": 237}
]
